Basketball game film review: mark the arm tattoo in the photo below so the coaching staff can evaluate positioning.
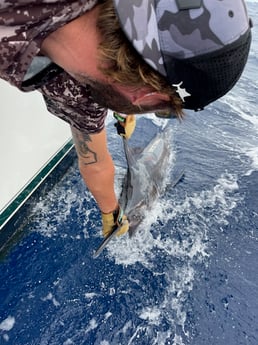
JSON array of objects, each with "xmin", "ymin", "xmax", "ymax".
[{"xmin": 73, "ymin": 131, "xmax": 97, "ymax": 165}]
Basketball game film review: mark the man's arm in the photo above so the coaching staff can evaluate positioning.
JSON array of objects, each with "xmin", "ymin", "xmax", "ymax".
[{"xmin": 71, "ymin": 126, "xmax": 118, "ymax": 214}]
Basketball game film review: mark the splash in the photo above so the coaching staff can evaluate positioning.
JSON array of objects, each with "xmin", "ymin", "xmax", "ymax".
[{"xmin": 106, "ymin": 173, "xmax": 240, "ymax": 344}]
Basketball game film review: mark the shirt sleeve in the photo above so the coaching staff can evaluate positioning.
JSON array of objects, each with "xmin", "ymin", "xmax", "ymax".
[
  {"xmin": 38, "ymin": 70, "xmax": 108, "ymax": 133},
  {"xmin": 0, "ymin": 0, "xmax": 98, "ymax": 87},
  {"xmin": 0, "ymin": 0, "xmax": 106, "ymax": 134}
]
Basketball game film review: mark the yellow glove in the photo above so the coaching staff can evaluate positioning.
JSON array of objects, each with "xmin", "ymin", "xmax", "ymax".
[
  {"xmin": 114, "ymin": 113, "xmax": 136, "ymax": 140},
  {"xmin": 101, "ymin": 205, "xmax": 129, "ymax": 237}
]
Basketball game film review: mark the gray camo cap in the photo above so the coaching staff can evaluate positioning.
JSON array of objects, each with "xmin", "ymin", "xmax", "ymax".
[{"xmin": 113, "ymin": 0, "xmax": 252, "ymax": 111}]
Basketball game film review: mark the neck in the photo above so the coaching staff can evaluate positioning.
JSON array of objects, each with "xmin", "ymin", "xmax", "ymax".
[{"xmin": 41, "ymin": 5, "xmax": 102, "ymax": 78}]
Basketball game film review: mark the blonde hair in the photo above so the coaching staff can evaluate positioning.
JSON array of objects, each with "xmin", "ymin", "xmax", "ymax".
[{"xmin": 96, "ymin": 0, "xmax": 183, "ymax": 118}]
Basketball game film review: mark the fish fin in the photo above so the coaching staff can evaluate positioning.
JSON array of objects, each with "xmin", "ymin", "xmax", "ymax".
[{"xmin": 169, "ymin": 170, "xmax": 185, "ymax": 189}]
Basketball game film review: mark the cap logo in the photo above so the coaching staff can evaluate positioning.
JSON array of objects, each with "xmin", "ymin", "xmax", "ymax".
[
  {"xmin": 176, "ymin": 0, "xmax": 202, "ymax": 10},
  {"xmin": 172, "ymin": 82, "xmax": 191, "ymax": 102}
]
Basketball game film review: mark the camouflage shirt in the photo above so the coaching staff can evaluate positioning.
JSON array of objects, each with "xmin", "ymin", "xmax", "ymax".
[{"xmin": 0, "ymin": 0, "xmax": 107, "ymax": 133}]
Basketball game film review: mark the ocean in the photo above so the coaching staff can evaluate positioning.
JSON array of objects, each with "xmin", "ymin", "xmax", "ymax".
[{"xmin": 0, "ymin": 2, "xmax": 257, "ymax": 344}]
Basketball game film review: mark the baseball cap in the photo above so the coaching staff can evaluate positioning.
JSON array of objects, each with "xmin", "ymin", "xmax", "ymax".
[{"xmin": 113, "ymin": 0, "xmax": 252, "ymax": 111}]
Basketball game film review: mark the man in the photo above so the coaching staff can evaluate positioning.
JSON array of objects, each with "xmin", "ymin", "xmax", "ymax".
[{"xmin": 0, "ymin": 0, "xmax": 252, "ymax": 237}]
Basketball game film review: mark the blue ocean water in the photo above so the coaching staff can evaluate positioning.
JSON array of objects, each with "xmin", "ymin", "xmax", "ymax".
[{"xmin": 0, "ymin": 2, "xmax": 257, "ymax": 344}]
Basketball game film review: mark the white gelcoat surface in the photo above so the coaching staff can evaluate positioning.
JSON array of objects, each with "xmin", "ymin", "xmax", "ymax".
[{"xmin": 0, "ymin": 79, "xmax": 71, "ymax": 211}]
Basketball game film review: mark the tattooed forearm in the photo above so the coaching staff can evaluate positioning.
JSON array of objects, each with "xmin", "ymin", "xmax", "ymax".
[{"xmin": 72, "ymin": 130, "xmax": 97, "ymax": 165}]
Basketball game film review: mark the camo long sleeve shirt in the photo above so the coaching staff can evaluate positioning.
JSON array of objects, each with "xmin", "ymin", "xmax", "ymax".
[{"xmin": 0, "ymin": 0, "xmax": 108, "ymax": 133}]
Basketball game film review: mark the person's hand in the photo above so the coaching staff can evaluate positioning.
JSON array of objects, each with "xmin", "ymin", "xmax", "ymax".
[
  {"xmin": 101, "ymin": 205, "xmax": 129, "ymax": 237},
  {"xmin": 114, "ymin": 113, "xmax": 136, "ymax": 139}
]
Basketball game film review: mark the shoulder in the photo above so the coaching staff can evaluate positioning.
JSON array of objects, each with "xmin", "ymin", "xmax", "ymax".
[{"xmin": 0, "ymin": 0, "xmax": 98, "ymax": 88}]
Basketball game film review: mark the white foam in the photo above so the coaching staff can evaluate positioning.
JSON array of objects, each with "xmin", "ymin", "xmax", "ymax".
[
  {"xmin": 32, "ymin": 176, "xmax": 97, "ymax": 238},
  {"xmin": 63, "ymin": 339, "xmax": 74, "ymax": 345},
  {"xmin": 104, "ymin": 312, "xmax": 112, "ymax": 321},
  {"xmin": 106, "ymin": 172, "xmax": 240, "ymax": 343},
  {"xmin": 85, "ymin": 318, "xmax": 98, "ymax": 334},
  {"xmin": 139, "ymin": 306, "xmax": 161, "ymax": 324},
  {"xmin": 173, "ymin": 334, "xmax": 185, "ymax": 345},
  {"xmin": 110, "ymin": 172, "xmax": 239, "ymax": 262},
  {"xmin": 224, "ymin": 94, "xmax": 258, "ymax": 129},
  {"xmin": 245, "ymin": 147, "xmax": 258, "ymax": 175},
  {"xmin": 121, "ymin": 320, "xmax": 132, "ymax": 334},
  {"xmin": 3, "ymin": 334, "xmax": 9, "ymax": 341},
  {"xmin": 0, "ymin": 316, "xmax": 15, "ymax": 331},
  {"xmin": 214, "ymin": 92, "xmax": 258, "ymax": 176},
  {"xmin": 41, "ymin": 292, "xmax": 60, "ymax": 307},
  {"xmin": 127, "ymin": 326, "xmax": 145, "ymax": 345},
  {"xmin": 84, "ymin": 292, "xmax": 98, "ymax": 299}
]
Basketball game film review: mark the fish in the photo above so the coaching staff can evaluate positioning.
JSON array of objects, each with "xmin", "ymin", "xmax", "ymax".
[
  {"xmin": 93, "ymin": 123, "xmax": 183, "ymax": 258},
  {"xmin": 120, "ymin": 124, "xmax": 174, "ymax": 237}
]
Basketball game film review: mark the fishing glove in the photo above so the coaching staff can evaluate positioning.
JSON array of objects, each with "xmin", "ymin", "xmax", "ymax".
[
  {"xmin": 102, "ymin": 205, "xmax": 129, "ymax": 237},
  {"xmin": 114, "ymin": 113, "xmax": 136, "ymax": 140}
]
